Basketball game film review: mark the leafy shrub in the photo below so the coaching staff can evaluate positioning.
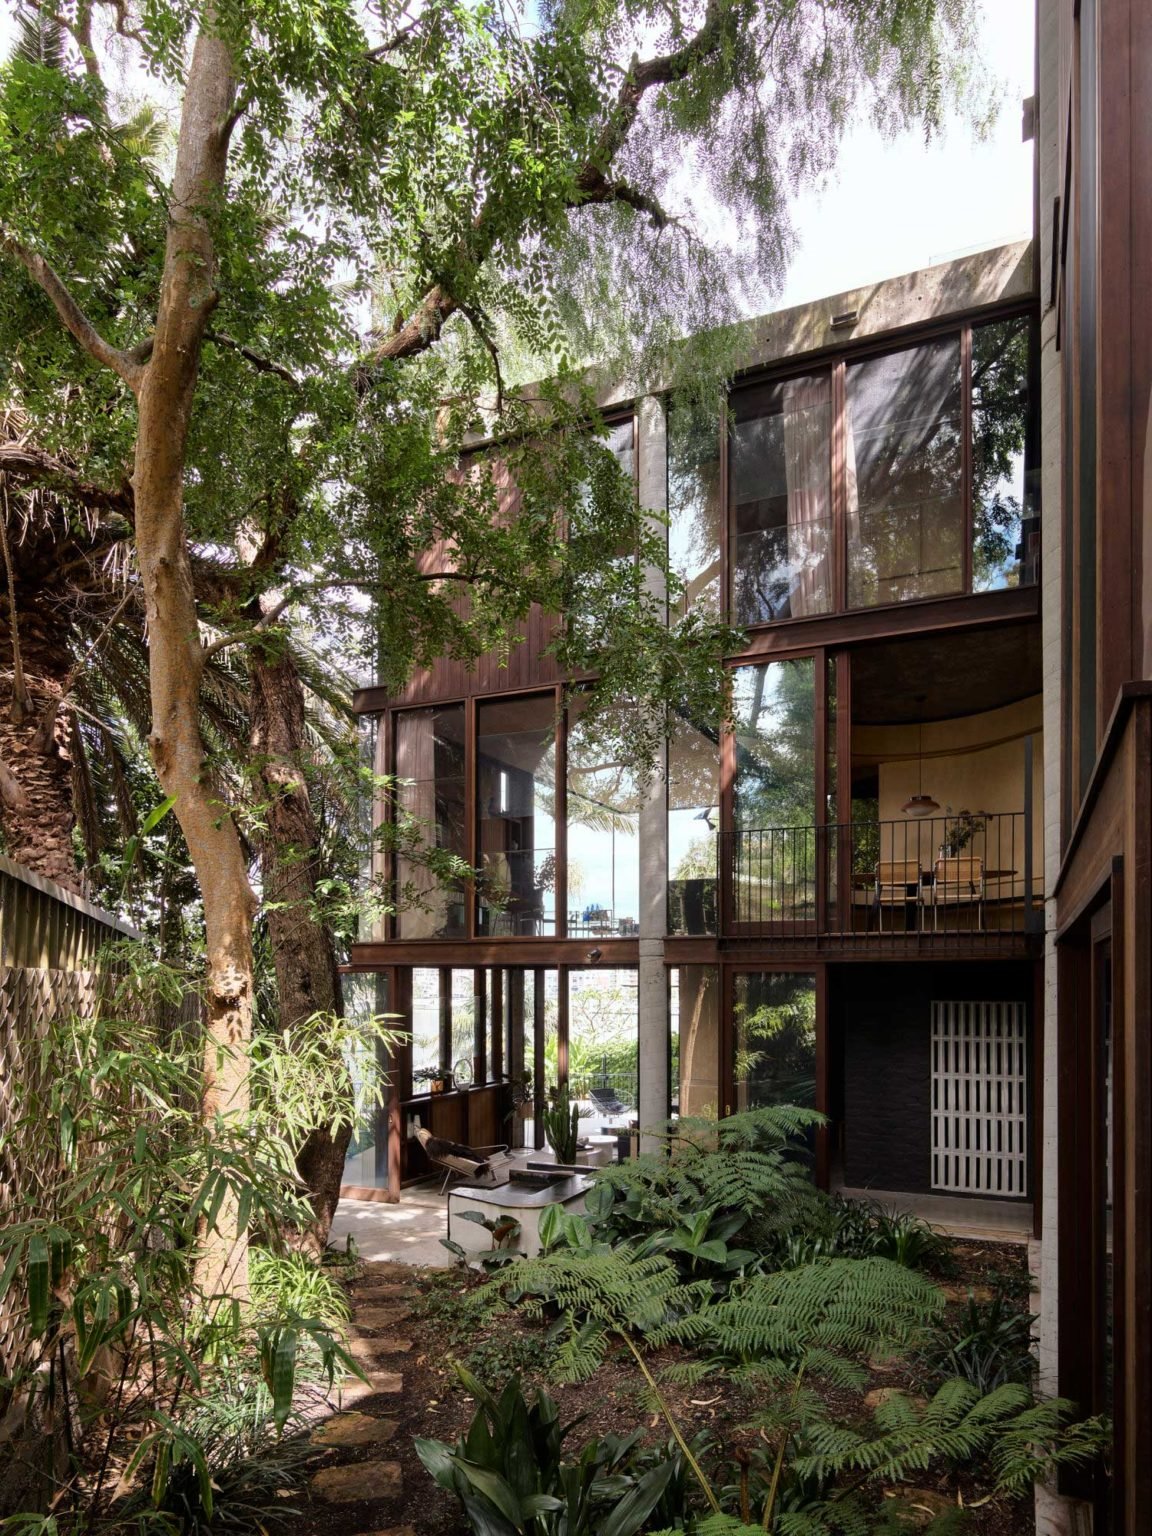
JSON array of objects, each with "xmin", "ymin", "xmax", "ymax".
[
  {"xmin": 0, "ymin": 956, "xmax": 367, "ymax": 1530},
  {"xmin": 587, "ymin": 1105, "xmax": 826, "ymax": 1259},
  {"xmin": 416, "ymin": 1368, "xmax": 676, "ymax": 1535},
  {"xmin": 915, "ymin": 1290, "xmax": 1037, "ymax": 1393}
]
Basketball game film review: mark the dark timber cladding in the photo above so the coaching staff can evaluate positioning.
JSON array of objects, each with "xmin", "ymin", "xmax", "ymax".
[{"xmin": 1048, "ymin": 0, "xmax": 1152, "ymax": 1528}]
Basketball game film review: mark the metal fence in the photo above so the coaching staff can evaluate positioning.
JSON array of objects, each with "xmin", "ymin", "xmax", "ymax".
[{"xmin": 728, "ymin": 811, "xmax": 1041, "ymax": 944}]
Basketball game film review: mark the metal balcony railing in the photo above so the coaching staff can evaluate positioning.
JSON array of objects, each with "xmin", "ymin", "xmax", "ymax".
[{"xmin": 725, "ymin": 811, "xmax": 1041, "ymax": 945}]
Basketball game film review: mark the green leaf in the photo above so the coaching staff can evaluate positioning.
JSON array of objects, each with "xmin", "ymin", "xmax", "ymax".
[
  {"xmin": 26, "ymin": 1234, "xmax": 50, "ymax": 1338},
  {"xmin": 599, "ymin": 1457, "xmax": 676, "ymax": 1536},
  {"xmin": 268, "ymin": 1328, "xmax": 298, "ymax": 1432}
]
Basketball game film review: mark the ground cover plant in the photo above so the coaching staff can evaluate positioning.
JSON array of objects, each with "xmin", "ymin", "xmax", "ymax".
[{"xmin": 414, "ymin": 1107, "xmax": 1107, "ymax": 1534}]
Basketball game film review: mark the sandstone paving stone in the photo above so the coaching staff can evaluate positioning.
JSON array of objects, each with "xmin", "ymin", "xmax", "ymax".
[
  {"xmin": 310, "ymin": 1461, "xmax": 403, "ymax": 1503},
  {"xmin": 335, "ymin": 1369, "xmax": 404, "ymax": 1402},
  {"xmin": 353, "ymin": 1306, "xmax": 412, "ymax": 1331},
  {"xmin": 311, "ymin": 1412, "xmax": 400, "ymax": 1448}
]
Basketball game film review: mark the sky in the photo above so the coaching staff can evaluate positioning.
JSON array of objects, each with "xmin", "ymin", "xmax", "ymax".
[{"xmin": 770, "ymin": 0, "xmax": 1035, "ymax": 311}]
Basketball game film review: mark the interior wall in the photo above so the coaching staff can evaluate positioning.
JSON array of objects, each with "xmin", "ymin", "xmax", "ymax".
[{"xmin": 855, "ymin": 695, "xmax": 1043, "ymax": 876}]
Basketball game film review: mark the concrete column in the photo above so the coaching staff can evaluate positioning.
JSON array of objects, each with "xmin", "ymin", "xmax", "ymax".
[{"xmin": 636, "ymin": 394, "xmax": 670, "ymax": 1152}]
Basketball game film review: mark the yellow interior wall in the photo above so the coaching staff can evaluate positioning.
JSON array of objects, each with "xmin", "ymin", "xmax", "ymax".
[{"xmin": 854, "ymin": 695, "xmax": 1043, "ymax": 877}]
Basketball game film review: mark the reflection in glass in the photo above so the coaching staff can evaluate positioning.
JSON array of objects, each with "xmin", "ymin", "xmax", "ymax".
[
  {"xmin": 972, "ymin": 316, "xmax": 1037, "ymax": 591},
  {"xmin": 395, "ymin": 706, "xmax": 466, "ymax": 939},
  {"xmin": 668, "ymin": 712, "xmax": 719, "ymax": 935},
  {"xmin": 731, "ymin": 374, "xmax": 833, "ymax": 623},
  {"xmin": 671, "ymin": 965, "xmax": 720, "ymax": 1118},
  {"xmin": 734, "ymin": 971, "xmax": 817, "ymax": 1110},
  {"xmin": 342, "ymin": 972, "xmax": 390, "ymax": 1187},
  {"xmin": 846, "ymin": 338, "xmax": 963, "ymax": 607},
  {"xmin": 668, "ymin": 398, "xmax": 723, "ymax": 617},
  {"xmin": 477, "ymin": 695, "xmax": 557, "ymax": 935},
  {"xmin": 732, "ymin": 660, "xmax": 817, "ymax": 923},
  {"xmin": 567, "ymin": 695, "xmax": 640, "ymax": 936}
]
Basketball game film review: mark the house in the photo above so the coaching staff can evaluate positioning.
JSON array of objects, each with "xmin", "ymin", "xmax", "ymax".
[
  {"xmin": 342, "ymin": 2, "xmax": 1152, "ymax": 1526},
  {"xmin": 343, "ymin": 239, "xmax": 1044, "ymax": 1232}
]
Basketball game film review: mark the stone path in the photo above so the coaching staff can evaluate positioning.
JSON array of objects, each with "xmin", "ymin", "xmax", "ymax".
[{"xmin": 304, "ymin": 1261, "xmax": 421, "ymax": 1536}]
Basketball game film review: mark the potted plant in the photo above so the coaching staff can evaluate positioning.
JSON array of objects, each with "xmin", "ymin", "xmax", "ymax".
[
  {"xmin": 541, "ymin": 1083, "xmax": 586, "ymax": 1163},
  {"xmin": 940, "ymin": 808, "xmax": 988, "ymax": 859},
  {"xmin": 413, "ymin": 1065, "xmax": 451, "ymax": 1095}
]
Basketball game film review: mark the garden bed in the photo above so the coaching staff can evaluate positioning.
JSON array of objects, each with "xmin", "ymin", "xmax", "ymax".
[{"xmin": 294, "ymin": 1235, "xmax": 1038, "ymax": 1536}]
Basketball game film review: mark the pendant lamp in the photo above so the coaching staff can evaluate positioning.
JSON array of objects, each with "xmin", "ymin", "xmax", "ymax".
[{"xmin": 901, "ymin": 695, "xmax": 940, "ymax": 817}]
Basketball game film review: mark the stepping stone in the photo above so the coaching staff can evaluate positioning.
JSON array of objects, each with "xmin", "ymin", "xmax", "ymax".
[
  {"xmin": 348, "ymin": 1339, "xmax": 410, "ymax": 1366},
  {"xmin": 311, "ymin": 1412, "xmax": 400, "ymax": 1448},
  {"xmin": 354, "ymin": 1306, "xmax": 412, "ymax": 1330},
  {"xmin": 358, "ymin": 1528, "xmax": 415, "ymax": 1536},
  {"xmin": 359, "ymin": 1262, "xmax": 416, "ymax": 1281},
  {"xmin": 310, "ymin": 1461, "xmax": 402, "ymax": 1502},
  {"xmin": 354, "ymin": 1282, "xmax": 417, "ymax": 1299},
  {"xmin": 335, "ymin": 1370, "xmax": 403, "ymax": 1403}
]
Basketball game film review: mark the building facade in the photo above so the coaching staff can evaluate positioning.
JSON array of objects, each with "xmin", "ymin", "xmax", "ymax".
[
  {"xmin": 338, "ymin": 3, "xmax": 1152, "ymax": 1525},
  {"xmin": 346, "ymin": 240, "xmax": 1046, "ymax": 1239},
  {"xmin": 1036, "ymin": 0, "xmax": 1152, "ymax": 1531}
]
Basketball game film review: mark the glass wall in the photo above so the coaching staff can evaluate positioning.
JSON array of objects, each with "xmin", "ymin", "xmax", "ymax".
[
  {"xmin": 671, "ymin": 964, "xmax": 720, "ymax": 1118},
  {"xmin": 477, "ymin": 694, "xmax": 558, "ymax": 935},
  {"xmin": 394, "ymin": 705, "xmax": 466, "ymax": 939},
  {"xmin": 732, "ymin": 659, "xmax": 817, "ymax": 923},
  {"xmin": 668, "ymin": 397, "xmax": 723, "ymax": 617},
  {"xmin": 341, "ymin": 972, "xmax": 391, "ymax": 1188},
  {"xmin": 846, "ymin": 337, "xmax": 964, "ymax": 607},
  {"xmin": 731, "ymin": 373, "xmax": 834, "ymax": 623},
  {"xmin": 568, "ymin": 968, "xmax": 639, "ymax": 1129},
  {"xmin": 668, "ymin": 712, "xmax": 719, "ymax": 934},
  {"xmin": 971, "ymin": 314, "xmax": 1038, "ymax": 591},
  {"xmin": 410, "ymin": 966, "xmax": 442, "ymax": 1080},
  {"xmin": 733, "ymin": 971, "xmax": 817, "ymax": 1109},
  {"xmin": 567, "ymin": 694, "xmax": 641, "ymax": 936}
]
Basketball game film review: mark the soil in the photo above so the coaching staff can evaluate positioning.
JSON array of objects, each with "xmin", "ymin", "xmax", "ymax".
[{"xmin": 290, "ymin": 1236, "xmax": 1037, "ymax": 1536}]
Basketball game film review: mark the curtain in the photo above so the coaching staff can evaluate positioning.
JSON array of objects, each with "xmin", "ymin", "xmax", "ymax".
[{"xmin": 781, "ymin": 376, "xmax": 831, "ymax": 617}]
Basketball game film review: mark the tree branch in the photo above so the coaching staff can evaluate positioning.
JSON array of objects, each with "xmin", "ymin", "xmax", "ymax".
[
  {"xmin": 205, "ymin": 330, "xmax": 301, "ymax": 387},
  {"xmin": 0, "ymin": 233, "xmax": 146, "ymax": 391}
]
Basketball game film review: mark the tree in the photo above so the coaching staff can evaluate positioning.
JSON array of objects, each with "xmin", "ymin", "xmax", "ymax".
[{"xmin": 0, "ymin": 0, "xmax": 987, "ymax": 1292}]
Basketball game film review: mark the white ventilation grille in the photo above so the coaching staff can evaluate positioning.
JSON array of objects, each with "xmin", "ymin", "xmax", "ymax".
[{"xmin": 931, "ymin": 1001, "xmax": 1028, "ymax": 1197}]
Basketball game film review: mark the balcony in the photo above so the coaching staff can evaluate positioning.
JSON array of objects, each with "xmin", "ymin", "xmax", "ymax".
[{"xmin": 726, "ymin": 810, "xmax": 1041, "ymax": 950}]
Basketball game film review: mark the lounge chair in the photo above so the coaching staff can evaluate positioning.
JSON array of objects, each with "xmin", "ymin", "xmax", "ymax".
[
  {"xmin": 588, "ymin": 1085, "xmax": 629, "ymax": 1117},
  {"xmin": 415, "ymin": 1126, "xmax": 510, "ymax": 1193}
]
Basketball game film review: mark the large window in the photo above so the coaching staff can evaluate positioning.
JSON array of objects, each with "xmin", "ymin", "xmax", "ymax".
[
  {"xmin": 733, "ymin": 971, "xmax": 817, "ymax": 1111},
  {"xmin": 669, "ymin": 397, "xmax": 723, "ymax": 617},
  {"xmin": 477, "ymin": 695, "xmax": 558, "ymax": 936},
  {"xmin": 846, "ymin": 337, "xmax": 964, "ymax": 608},
  {"xmin": 733, "ymin": 659, "xmax": 817, "ymax": 924},
  {"xmin": 731, "ymin": 373, "xmax": 833, "ymax": 623},
  {"xmin": 567, "ymin": 694, "xmax": 640, "ymax": 936},
  {"xmin": 724, "ymin": 313, "xmax": 1038, "ymax": 624},
  {"xmin": 394, "ymin": 705, "xmax": 466, "ymax": 939},
  {"xmin": 971, "ymin": 314, "xmax": 1038, "ymax": 591},
  {"xmin": 668, "ymin": 712, "xmax": 719, "ymax": 934}
]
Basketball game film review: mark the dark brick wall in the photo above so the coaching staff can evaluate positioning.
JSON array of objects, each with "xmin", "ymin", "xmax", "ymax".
[{"xmin": 835, "ymin": 962, "xmax": 1034, "ymax": 1198}]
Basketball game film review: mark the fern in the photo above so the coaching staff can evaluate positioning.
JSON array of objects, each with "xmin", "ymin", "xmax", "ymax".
[
  {"xmin": 794, "ymin": 1378, "xmax": 1110, "ymax": 1492},
  {"xmin": 661, "ymin": 1259, "xmax": 943, "ymax": 1368}
]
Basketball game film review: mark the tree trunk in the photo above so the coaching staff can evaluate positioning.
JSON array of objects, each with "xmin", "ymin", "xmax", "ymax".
[
  {"xmin": 248, "ymin": 637, "xmax": 351, "ymax": 1251},
  {"xmin": 131, "ymin": 24, "xmax": 254, "ymax": 1300}
]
